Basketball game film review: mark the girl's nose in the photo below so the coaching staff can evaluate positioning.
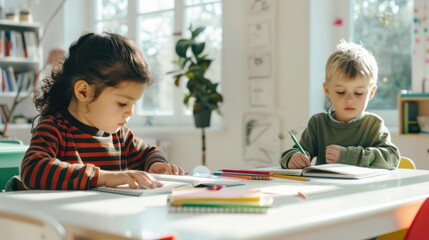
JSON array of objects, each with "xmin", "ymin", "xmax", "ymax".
[{"xmin": 125, "ymin": 105, "xmax": 134, "ymax": 117}]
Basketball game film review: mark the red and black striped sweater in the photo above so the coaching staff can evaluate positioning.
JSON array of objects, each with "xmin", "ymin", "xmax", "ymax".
[{"xmin": 21, "ymin": 110, "xmax": 167, "ymax": 190}]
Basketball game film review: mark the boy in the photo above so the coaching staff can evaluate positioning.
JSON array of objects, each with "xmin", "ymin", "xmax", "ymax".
[{"xmin": 281, "ymin": 40, "xmax": 400, "ymax": 170}]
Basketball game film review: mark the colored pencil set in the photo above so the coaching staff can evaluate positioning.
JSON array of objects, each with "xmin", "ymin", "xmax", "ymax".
[{"xmin": 214, "ymin": 169, "xmax": 310, "ymax": 181}]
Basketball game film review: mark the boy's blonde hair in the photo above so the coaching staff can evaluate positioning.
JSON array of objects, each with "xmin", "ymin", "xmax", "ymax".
[{"xmin": 325, "ymin": 40, "xmax": 378, "ymax": 85}]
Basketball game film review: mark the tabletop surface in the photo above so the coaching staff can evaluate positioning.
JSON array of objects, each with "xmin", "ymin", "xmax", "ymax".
[{"xmin": 1, "ymin": 169, "xmax": 429, "ymax": 240}]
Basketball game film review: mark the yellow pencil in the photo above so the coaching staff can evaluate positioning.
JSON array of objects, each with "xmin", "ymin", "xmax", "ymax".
[{"xmin": 273, "ymin": 174, "xmax": 310, "ymax": 182}]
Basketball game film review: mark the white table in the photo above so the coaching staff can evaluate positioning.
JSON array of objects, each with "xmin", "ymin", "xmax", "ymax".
[{"xmin": 1, "ymin": 169, "xmax": 429, "ymax": 240}]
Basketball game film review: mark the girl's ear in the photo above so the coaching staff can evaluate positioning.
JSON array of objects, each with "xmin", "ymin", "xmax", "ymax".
[
  {"xmin": 369, "ymin": 84, "xmax": 378, "ymax": 100},
  {"xmin": 74, "ymin": 80, "xmax": 92, "ymax": 102}
]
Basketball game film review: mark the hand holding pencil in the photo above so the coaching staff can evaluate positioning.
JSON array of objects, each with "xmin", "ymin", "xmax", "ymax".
[{"xmin": 288, "ymin": 131, "xmax": 311, "ymax": 169}]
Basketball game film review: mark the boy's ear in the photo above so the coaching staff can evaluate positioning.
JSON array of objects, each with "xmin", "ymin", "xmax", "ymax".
[
  {"xmin": 369, "ymin": 84, "xmax": 378, "ymax": 100},
  {"xmin": 74, "ymin": 80, "xmax": 92, "ymax": 101},
  {"xmin": 323, "ymin": 82, "xmax": 330, "ymax": 96}
]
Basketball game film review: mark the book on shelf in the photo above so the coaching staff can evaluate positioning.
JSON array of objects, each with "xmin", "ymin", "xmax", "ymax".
[
  {"xmin": 252, "ymin": 163, "xmax": 390, "ymax": 179},
  {"xmin": 0, "ymin": 30, "xmax": 38, "ymax": 59},
  {"xmin": 168, "ymin": 188, "xmax": 273, "ymax": 214},
  {"xmin": 93, "ymin": 173, "xmax": 245, "ymax": 196},
  {"xmin": 403, "ymin": 101, "xmax": 420, "ymax": 133},
  {"xmin": 0, "ymin": 66, "xmax": 37, "ymax": 93}
]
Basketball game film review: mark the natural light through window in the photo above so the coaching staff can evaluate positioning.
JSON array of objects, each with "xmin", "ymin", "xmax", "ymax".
[
  {"xmin": 351, "ymin": 0, "xmax": 413, "ymax": 109},
  {"xmin": 95, "ymin": 0, "xmax": 222, "ymax": 127}
]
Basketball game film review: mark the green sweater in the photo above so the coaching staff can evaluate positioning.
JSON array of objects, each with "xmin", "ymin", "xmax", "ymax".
[{"xmin": 280, "ymin": 112, "xmax": 400, "ymax": 169}]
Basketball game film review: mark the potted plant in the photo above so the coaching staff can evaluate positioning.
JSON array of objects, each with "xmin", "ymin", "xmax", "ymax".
[{"xmin": 171, "ymin": 25, "xmax": 223, "ymax": 166}]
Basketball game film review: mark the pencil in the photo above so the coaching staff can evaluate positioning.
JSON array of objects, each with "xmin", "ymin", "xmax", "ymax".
[
  {"xmin": 215, "ymin": 173, "xmax": 272, "ymax": 180},
  {"xmin": 288, "ymin": 131, "xmax": 308, "ymax": 157},
  {"xmin": 272, "ymin": 174, "xmax": 310, "ymax": 182},
  {"xmin": 215, "ymin": 173, "xmax": 252, "ymax": 180}
]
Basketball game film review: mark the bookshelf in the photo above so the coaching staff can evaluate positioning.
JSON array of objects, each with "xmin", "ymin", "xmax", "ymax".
[
  {"xmin": 0, "ymin": 20, "xmax": 41, "ymax": 128},
  {"xmin": 398, "ymin": 92, "xmax": 429, "ymax": 134}
]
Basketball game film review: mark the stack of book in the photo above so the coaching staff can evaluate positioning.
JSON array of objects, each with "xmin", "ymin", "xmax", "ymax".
[
  {"xmin": 403, "ymin": 101, "xmax": 420, "ymax": 133},
  {"xmin": 168, "ymin": 188, "xmax": 273, "ymax": 214}
]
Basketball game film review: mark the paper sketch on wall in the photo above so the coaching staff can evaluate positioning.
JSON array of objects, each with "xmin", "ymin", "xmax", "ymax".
[
  {"xmin": 246, "ymin": 0, "xmax": 272, "ymax": 15},
  {"xmin": 247, "ymin": 20, "xmax": 271, "ymax": 49},
  {"xmin": 243, "ymin": 114, "xmax": 281, "ymax": 166},
  {"xmin": 248, "ymin": 52, "xmax": 271, "ymax": 79},
  {"xmin": 249, "ymin": 79, "xmax": 274, "ymax": 107}
]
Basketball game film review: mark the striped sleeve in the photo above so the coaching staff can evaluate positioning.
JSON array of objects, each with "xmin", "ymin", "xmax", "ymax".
[
  {"xmin": 122, "ymin": 127, "xmax": 168, "ymax": 171},
  {"xmin": 21, "ymin": 119, "xmax": 99, "ymax": 190}
]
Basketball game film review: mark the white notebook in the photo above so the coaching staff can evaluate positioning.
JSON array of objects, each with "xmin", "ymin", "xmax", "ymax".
[
  {"xmin": 94, "ymin": 174, "xmax": 244, "ymax": 196},
  {"xmin": 150, "ymin": 173, "xmax": 245, "ymax": 187},
  {"xmin": 301, "ymin": 164, "xmax": 390, "ymax": 179},
  {"xmin": 94, "ymin": 181, "xmax": 190, "ymax": 196}
]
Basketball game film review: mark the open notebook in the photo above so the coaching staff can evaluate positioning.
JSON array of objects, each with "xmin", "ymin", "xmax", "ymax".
[
  {"xmin": 94, "ymin": 173, "xmax": 244, "ymax": 196},
  {"xmin": 256, "ymin": 163, "xmax": 390, "ymax": 179}
]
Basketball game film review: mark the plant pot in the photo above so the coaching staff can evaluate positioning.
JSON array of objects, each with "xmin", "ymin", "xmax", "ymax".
[{"xmin": 193, "ymin": 108, "xmax": 212, "ymax": 128}]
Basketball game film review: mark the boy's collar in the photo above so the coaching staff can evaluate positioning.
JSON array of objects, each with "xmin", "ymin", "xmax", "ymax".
[{"xmin": 328, "ymin": 107, "xmax": 364, "ymax": 123}]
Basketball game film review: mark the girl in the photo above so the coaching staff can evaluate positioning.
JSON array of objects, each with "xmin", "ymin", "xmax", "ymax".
[{"xmin": 21, "ymin": 32, "xmax": 184, "ymax": 190}]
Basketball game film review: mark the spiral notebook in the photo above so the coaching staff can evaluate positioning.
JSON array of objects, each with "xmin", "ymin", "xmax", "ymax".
[
  {"xmin": 168, "ymin": 203, "xmax": 271, "ymax": 214},
  {"xmin": 168, "ymin": 188, "xmax": 273, "ymax": 214}
]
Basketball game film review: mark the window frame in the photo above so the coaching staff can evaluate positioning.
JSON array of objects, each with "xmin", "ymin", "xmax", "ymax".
[
  {"xmin": 346, "ymin": 0, "xmax": 415, "ymax": 128},
  {"xmin": 93, "ymin": 0, "xmax": 223, "ymax": 128}
]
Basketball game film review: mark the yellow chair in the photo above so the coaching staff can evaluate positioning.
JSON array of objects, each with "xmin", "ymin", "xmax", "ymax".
[
  {"xmin": 377, "ymin": 157, "xmax": 416, "ymax": 240},
  {"xmin": 398, "ymin": 156, "xmax": 416, "ymax": 169}
]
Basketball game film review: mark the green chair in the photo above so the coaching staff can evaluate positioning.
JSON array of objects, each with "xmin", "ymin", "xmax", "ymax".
[{"xmin": 0, "ymin": 139, "xmax": 28, "ymax": 191}]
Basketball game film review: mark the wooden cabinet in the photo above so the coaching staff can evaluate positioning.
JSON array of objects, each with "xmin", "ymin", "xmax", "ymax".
[
  {"xmin": 0, "ymin": 20, "xmax": 41, "ymax": 129},
  {"xmin": 398, "ymin": 92, "xmax": 429, "ymax": 134}
]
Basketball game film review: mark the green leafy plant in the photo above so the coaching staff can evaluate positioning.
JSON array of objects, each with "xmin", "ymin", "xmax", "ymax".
[
  {"xmin": 172, "ymin": 25, "xmax": 223, "ymax": 115},
  {"xmin": 170, "ymin": 25, "xmax": 223, "ymax": 166}
]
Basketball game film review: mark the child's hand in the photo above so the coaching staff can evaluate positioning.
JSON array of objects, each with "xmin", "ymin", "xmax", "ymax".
[
  {"xmin": 98, "ymin": 170, "xmax": 163, "ymax": 189},
  {"xmin": 325, "ymin": 145, "xmax": 340, "ymax": 163},
  {"xmin": 288, "ymin": 152, "xmax": 311, "ymax": 169},
  {"xmin": 148, "ymin": 162, "xmax": 185, "ymax": 175}
]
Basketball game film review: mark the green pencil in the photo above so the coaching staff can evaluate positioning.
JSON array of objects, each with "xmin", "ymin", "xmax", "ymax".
[{"xmin": 288, "ymin": 131, "xmax": 308, "ymax": 157}]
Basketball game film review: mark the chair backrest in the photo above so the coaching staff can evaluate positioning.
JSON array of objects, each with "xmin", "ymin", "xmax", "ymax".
[
  {"xmin": 399, "ymin": 157, "xmax": 416, "ymax": 169},
  {"xmin": 0, "ymin": 207, "xmax": 66, "ymax": 240},
  {"xmin": 0, "ymin": 139, "xmax": 28, "ymax": 191},
  {"xmin": 404, "ymin": 198, "xmax": 429, "ymax": 240}
]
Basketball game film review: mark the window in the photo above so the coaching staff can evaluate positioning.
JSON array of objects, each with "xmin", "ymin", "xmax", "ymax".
[
  {"xmin": 351, "ymin": 0, "xmax": 413, "ymax": 109},
  {"xmin": 95, "ymin": 0, "xmax": 222, "ymax": 127}
]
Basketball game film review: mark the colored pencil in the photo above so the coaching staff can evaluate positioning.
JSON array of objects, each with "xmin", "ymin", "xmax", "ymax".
[{"xmin": 272, "ymin": 174, "xmax": 310, "ymax": 182}]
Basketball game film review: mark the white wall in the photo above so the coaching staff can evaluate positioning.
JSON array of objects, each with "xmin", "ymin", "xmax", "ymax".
[{"xmin": 7, "ymin": 0, "xmax": 429, "ymax": 170}]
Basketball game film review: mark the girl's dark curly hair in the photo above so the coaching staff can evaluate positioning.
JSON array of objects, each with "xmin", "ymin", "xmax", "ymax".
[{"xmin": 34, "ymin": 32, "xmax": 152, "ymax": 121}]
